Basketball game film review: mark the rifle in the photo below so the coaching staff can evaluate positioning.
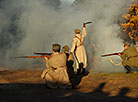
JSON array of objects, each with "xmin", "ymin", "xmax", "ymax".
[
  {"xmin": 34, "ymin": 52, "xmax": 52, "ymax": 56},
  {"xmin": 15, "ymin": 55, "xmax": 51, "ymax": 59},
  {"xmin": 101, "ymin": 52, "xmax": 123, "ymax": 57}
]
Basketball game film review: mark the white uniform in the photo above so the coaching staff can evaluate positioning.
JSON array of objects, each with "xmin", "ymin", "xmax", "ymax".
[{"xmin": 70, "ymin": 27, "xmax": 87, "ymax": 69}]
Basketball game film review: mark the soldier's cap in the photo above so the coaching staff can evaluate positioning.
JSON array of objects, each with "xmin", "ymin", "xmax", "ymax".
[
  {"xmin": 74, "ymin": 29, "xmax": 81, "ymax": 34},
  {"xmin": 52, "ymin": 44, "xmax": 61, "ymax": 52},
  {"xmin": 124, "ymin": 42, "xmax": 131, "ymax": 47},
  {"xmin": 62, "ymin": 45, "xmax": 69, "ymax": 53}
]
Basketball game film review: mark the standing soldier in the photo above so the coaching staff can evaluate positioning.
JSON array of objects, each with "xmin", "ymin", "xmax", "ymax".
[
  {"xmin": 69, "ymin": 23, "xmax": 87, "ymax": 75},
  {"xmin": 118, "ymin": 42, "xmax": 138, "ymax": 74}
]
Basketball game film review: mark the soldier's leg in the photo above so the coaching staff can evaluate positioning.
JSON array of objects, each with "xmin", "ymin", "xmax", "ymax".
[
  {"xmin": 82, "ymin": 67, "xmax": 89, "ymax": 76},
  {"xmin": 77, "ymin": 68, "xmax": 81, "ymax": 75},
  {"xmin": 79, "ymin": 63, "xmax": 84, "ymax": 74},
  {"xmin": 82, "ymin": 68, "xmax": 85, "ymax": 74},
  {"xmin": 79, "ymin": 63, "xmax": 88, "ymax": 75},
  {"xmin": 75, "ymin": 61, "xmax": 81, "ymax": 75},
  {"xmin": 136, "ymin": 66, "xmax": 138, "ymax": 72},
  {"xmin": 82, "ymin": 56, "xmax": 88, "ymax": 75},
  {"xmin": 122, "ymin": 60, "xmax": 132, "ymax": 74},
  {"xmin": 124, "ymin": 65, "xmax": 132, "ymax": 74}
]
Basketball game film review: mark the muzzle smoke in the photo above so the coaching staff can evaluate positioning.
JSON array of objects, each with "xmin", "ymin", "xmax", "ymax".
[{"xmin": 0, "ymin": 0, "xmax": 134, "ymax": 72}]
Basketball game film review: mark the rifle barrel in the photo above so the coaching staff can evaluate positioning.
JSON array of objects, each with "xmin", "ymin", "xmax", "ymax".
[
  {"xmin": 34, "ymin": 52, "xmax": 52, "ymax": 55},
  {"xmin": 101, "ymin": 53, "xmax": 118, "ymax": 57},
  {"xmin": 15, "ymin": 56, "xmax": 51, "ymax": 59},
  {"xmin": 101, "ymin": 52, "xmax": 123, "ymax": 57}
]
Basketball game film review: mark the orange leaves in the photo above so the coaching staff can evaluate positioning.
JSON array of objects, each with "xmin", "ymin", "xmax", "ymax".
[
  {"xmin": 122, "ymin": 14, "xmax": 130, "ymax": 20},
  {"xmin": 120, "ymin": 2, "xmax": 138, "ymax": 41}
]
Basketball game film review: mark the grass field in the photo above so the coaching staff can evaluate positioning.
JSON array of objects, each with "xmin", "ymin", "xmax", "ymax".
[{"xmin": 0, "ymin": 68, "xmax": 138, "ymax": 102}]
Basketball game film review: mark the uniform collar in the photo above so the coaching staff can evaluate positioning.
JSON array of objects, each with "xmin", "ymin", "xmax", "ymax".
[
  {"xmin": 75, "ymin": 34, "xmax": 80, "ymax": 36},
  {"xmin": 53, "ymin": 52, "xmax": 59, "ymax": 55}
]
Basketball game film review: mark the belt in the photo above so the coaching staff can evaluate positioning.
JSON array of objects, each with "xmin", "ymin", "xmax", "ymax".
[
  {"xmin": 52, "ymin": 67, "xmax": 57, "ymax": 70},
  {"xmin": 52, "ymin": 66, "xmax": 66, "ymax": 70},
  {"xmin": 127, "ymin": 55, "xmax": 138, "ymax": 60},
  {"xmin": 76, "ymin": 44, "xmax": 83, "ymax": 48}
]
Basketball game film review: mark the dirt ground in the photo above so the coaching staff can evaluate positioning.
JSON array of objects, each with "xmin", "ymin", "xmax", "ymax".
[{"xmin": 0, "ymin": 68, "xmax": 138, "ymax": 102}]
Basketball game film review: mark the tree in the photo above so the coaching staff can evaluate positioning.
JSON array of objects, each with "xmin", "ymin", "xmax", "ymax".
[{"xmin": 120, "ymin": 3, "xmax": 138, "ymax": 43}]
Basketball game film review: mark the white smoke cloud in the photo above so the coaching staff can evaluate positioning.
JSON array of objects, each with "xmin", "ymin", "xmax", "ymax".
[
  {"xmin": 0, "ymin": 0, "xmax": 134, "ymax": 72},
  {"xmin": 81, "ymin": 0, "xmax": 132, "ymax": 73}
]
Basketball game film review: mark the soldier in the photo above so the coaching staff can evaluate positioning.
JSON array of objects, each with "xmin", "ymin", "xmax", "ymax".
[
  {"xmin": 62, "ymin": 45, "xmax": 75, "ymax": 79},
  {"xmin": 41, "ymin": 44, "xmax": 72, "ymax": 89},
  {"xmin": 69, "ymin": 23, "xmax": 87, "ymax": 75},
  {"xmin": 62, "ymin": 45, "xmax": 70, "ymax": 60},
  {"xmin": 135, "ymin": 41, "xmax": 138, "ymax": 53},
  {"xmin": 118, "ymin": 42, "xmax": 138, "ymax": 74}
]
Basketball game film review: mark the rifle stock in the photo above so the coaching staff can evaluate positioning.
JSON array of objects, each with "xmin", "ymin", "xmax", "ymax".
[{"xmin": 101, "ymin": 52, "xmax": 123, "ymax": 57}]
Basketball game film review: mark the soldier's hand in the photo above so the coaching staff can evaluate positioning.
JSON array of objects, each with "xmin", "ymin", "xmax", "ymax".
[
  {"xmin": 83, "ymin": 23, "xmax": 86, "ymax": 27},
  {"xmin": 41, "ymin": 72, "xmax": 45, "ymax": 79},
  {"xmin": 70, "ymin": 52, "xmax": 73, "ymax": 54},
  {"xmin": 118, "ymin": 53, "xmax": 121, "ymax": 56},
  {"xmin": 68, "ymin": 52, "xmax": 74, "ymax": 61},
  {"xmin": 43, "ymin": 56, "xmax": 48, "ymax": 60}
]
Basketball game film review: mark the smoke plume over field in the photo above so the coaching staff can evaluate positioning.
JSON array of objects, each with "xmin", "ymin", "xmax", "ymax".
[{"xmin": 0, "ymin": 0, "xmax": 135, "ymax": 72}]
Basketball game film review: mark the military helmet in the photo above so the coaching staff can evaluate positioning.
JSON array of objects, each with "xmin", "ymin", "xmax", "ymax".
[
  {"xmin": 52, "ymin": 44, "xmax": 61, "ymax": 52},
  {"xmin": 62, "ymin": 45, "xmax": 69, "ymax": 53},
  {"xmin": 124, "ymin": 42, "xmax": 131, "ymax": 47},
  {"xmin": 74, "ymin": 29, "xmax": 81, "ymax": 34}
]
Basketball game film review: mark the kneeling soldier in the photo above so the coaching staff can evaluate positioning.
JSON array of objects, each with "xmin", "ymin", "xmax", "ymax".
[
  {"xmin": 118, "ymin": 43, "xmax": 138, "ymax": 74},
  {"xmin": 41, "ymin": 44, "xmax": 72, "ymax": 89}
]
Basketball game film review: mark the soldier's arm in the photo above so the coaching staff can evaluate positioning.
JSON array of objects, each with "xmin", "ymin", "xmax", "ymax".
[
  {"xmin": 41, "ymin": 58, "xmax": 50, "ymax": 79},
  {"xmin": 81, "ymin": 27, "xmax": 87, "ymax": 38},
  {"xmin": 45, "ymin": 57, "xmax": 51, "ymax": 68},
  {"xmin": 35, "ymin": 59, "xmax": 46, "ymax": 62},
  {"xmin": 119, "ymin": 53, "xmax": 127, "ymax": 60}
]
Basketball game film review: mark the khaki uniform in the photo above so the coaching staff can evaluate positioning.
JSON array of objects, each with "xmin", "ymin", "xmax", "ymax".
[
  {"xmin": 41, "ymin": 52, "xmax": 72, "ymax": 89},
  {"xmin": 135, "ymin": 41, "xmax": 138, "ymax": 53},
  {"xmin": 136, "ymin": 46, "xmax": 138, "ymax": 70},
  {"xmin": 136, "ymin": 46, "xmax": 138, "ymax": 53},
  {"xmin": 70, "ymin": 27, "xmax": 87, "ymax": 69},
  {"xmin": 120, "ymin": 47, "xmax": 138, "ymax": 67}
]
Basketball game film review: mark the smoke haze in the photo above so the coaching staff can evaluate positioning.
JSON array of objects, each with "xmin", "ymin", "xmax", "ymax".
[{"xmin": 0, "ymin": 0, "xmax": 134, "ymax": 72}]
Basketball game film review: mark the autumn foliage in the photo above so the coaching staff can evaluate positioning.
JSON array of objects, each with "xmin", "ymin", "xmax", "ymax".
[{"xmin": 120, "ymin": 2, "xmax": 138, "ymax": 42}]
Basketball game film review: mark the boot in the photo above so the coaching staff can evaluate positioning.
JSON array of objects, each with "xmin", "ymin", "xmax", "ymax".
[
  {"xmin": 76, "ymin": 63, "xmax": 84, "ymax": 75},
  {"xmin": 82, "ymin": 68, "xmax": 89, "ymax": 76},
  {"xmin": 124, "ymin": 65, "xmax": 132, "ymax": 74},
  {"xmin": 77, "ymin": 69, "xmax": 81, "ymax": 75},
  {"xmin": 82, "ymin": 68, "xmax": 85, "ymax": 74}
]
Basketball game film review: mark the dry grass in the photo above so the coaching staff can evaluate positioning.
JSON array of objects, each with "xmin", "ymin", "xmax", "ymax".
[{"xmin": 0, "ymin": 68, "xmax": 138, "ymax": 102}]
